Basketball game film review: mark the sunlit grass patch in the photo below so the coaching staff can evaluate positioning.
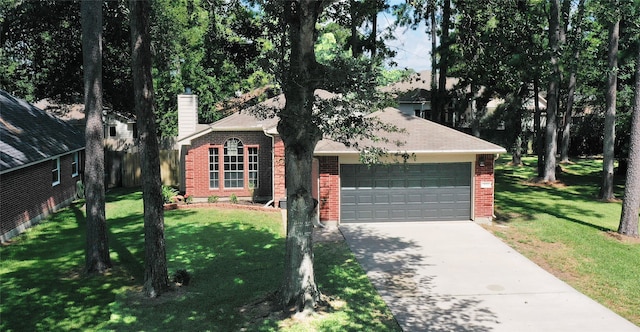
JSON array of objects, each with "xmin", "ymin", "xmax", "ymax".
[{"xmin": 489, "ymin": 154, "xmax": 640, "ymax": 326}]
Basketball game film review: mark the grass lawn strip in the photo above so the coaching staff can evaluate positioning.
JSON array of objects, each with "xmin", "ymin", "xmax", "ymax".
[{"xmin": 489, "ymin": 155, "xmax": 640, "ymax": 326}]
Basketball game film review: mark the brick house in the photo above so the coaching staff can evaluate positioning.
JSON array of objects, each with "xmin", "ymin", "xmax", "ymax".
[
  {"xmin": 1, "ymin": 90, "xmax": 85, "ymax": 242},
  {"xmin": 177, "ymin": 92, "xmax": 506, "ymax": 226}
]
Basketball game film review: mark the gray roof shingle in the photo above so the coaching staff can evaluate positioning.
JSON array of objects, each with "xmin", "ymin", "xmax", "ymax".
[{"xmin": 1, "ymin": 90, "xmax": 85, "ymax": 173}]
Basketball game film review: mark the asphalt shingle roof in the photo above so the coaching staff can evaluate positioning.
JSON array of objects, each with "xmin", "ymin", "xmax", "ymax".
[{"xmin": 0, "ymin": 90, "xmax": 85, "ymax": 173}]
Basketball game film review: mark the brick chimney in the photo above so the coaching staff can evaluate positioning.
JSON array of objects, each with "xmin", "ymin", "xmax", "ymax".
[{"xmin": 177, "ymin": 90, "xmax": 198, "ymax": 140}]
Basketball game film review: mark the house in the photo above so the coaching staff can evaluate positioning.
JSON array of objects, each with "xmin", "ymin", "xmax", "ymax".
[
  {"xmin": 1, "ymin": 90, "xmax": 85, "ymax": 242},
  {"xmin": 35, "ymin": 99, "xmax": 148, "ymax": 188},
  {"xmin": 385, "ymin": 70, "xmax": 548, "ymax": 130},
  {"xmin": 177, "ymin": 91, "xmax": 506, "ymax": 225}
]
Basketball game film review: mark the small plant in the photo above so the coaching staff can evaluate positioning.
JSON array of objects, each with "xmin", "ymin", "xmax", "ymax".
[
  {"xmin": 185, "ymin": 194, "xmax": 193, "ymax": 204},
  {"xmin": 172, "ymin": 269, "xmax": 191, "ymax": 286},
  {"xmin": 207, "ymin": 195, "xmax": 219, "ymax": 203},
  {"xmin": 161, "ymin": 185, "xmax": 178, "ymax": 204},
  {"xmin": 248, "ymin": 182, "xmax": 256, "ymax": 203},
  {"xmin": 230, "ymin": 193, "xmax": 238, "ymax": 204}
]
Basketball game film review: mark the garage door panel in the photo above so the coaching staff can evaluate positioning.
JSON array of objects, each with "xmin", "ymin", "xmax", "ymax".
[{"xmin": 341, "ymin": 163, "xmax": 471, "ymax": 223}]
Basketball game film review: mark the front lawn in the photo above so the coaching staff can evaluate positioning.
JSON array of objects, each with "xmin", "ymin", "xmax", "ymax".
[
  {"xmin": 489, "ymin": 155, "xmax": 640, "ymax": 326},
  {"xmin": 0, "ymin": 189, "xmax": 399, "ymax": 331}
]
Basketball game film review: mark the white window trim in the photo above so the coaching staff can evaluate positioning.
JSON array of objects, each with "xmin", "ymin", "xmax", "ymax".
[
  {"xmin": 72, "ymin": 152, "xmax": 79, "ymax": 177},
  {"xmin": 52, "ymin": 157, "xmax": 60, "ymax": 186}
]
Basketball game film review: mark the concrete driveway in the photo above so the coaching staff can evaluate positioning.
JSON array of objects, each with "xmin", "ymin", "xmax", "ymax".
[{"xmin": 339, "ymin": 221, "xmax": 639, "ymax": 332}]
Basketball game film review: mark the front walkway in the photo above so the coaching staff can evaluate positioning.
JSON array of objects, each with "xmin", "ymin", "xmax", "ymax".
[{"xmin": 340, "ymin": 221, "xmax": 640, "ymax": 332}]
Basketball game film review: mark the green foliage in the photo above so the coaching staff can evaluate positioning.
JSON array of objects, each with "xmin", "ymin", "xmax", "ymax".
[
  {"xmin": 229, "ymin": 193, "xmax": 238, "ymax": 204},
  {"xmin": 207, "ymin": 195, "xmax": 219, "ymax": 203},
  {"xmin": 161, "ymin": 185, "xmax": 178, "ymax": 204}
]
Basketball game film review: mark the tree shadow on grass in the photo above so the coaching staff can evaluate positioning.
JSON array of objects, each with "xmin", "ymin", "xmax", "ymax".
[
  {"xmin": 0, "ymin": 202, "xmax": 136, "ymax": 332},
  {"xmin": 339, "ymin": 225, "xmax": 498, "ymax": 332},
  {"xmin": 106, "ymin": 217, "xmax": 286, "ymax": 331},
  {"xmin": 495, "ymin": 169, "xmax": 614, "ymax": 232}
]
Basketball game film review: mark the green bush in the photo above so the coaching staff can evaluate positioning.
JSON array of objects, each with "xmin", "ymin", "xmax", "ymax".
[
  {"xmin": 207, "ymin": 195, "xmax": 218, "ymax": 203},
  {"xmin": 229, "ymin": 193, "xmax": 238, "ymax": 204},
  {"xmin": 161, "ymin": 185, "xmax": 178, "ymax": 204}
]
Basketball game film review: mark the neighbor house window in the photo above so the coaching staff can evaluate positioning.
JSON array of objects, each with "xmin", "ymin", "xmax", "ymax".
[
  {"xmin": 209, "ymin": 147, "xmax": 219, "ymax": 189},
  {"xmin": 224, "ymin": 138, "xmax": 244, "ymax": 188},
  {"xmin": 71, "ymin": 152, "xmax": 79, "ymax": 177},
  {"xmin": 52, "ymin": 158, "xmax": 60, "ymax": 186},
  {"xmin": 109, "ymin": 126, "xmax": 116, "ymax": 137},
  {"xmin": 248, "ymin": 147, "xmax": 258, "ymax": 188}
]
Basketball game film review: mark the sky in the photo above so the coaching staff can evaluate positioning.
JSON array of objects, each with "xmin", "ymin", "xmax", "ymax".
[{"xmin": 378, "ymin": 7, "xmax": 432, "ymax": 71}]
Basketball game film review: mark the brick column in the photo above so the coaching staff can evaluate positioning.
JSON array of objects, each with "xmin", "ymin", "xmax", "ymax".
[
  {"xmin": 474, "ymin": 154, "xmax": 495, "ymax": 223},
  {"xmin": 273, "ymin": 136, "xmax": 286, "ymax": 207},
  {"xmin": 318, "ymin": 156, "xmax": 339, "ymax": 224}
]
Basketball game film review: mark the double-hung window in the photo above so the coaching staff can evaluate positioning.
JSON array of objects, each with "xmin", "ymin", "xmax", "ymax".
[
  {"xmin": 71, "ymin": 152, "xmax": 79, "ymax": 177},
  {"xmin": 52, "ymin": 158, "xmax": 60, "ymax": 186},
  {"xmin": 208, "ymin": 138, "xmax": 259, "ymax": 190},
  {"xmin": 224, "ymin": 138, "xmax": 244, "ymax": 188},
  {"xmin": 209, "ymin": 148, "xmax": 219, "ymax": 189}
]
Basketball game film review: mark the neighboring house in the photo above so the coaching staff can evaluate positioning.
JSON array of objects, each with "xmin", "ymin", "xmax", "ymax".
[
  {"xmin": 1, "ymin": 90, "xmax": 85, "ymax": 242},
  {"xmin": 177, "ymin": 91, "xmax": 506, "ymax": 225},
  {"xmin": 35, "ymin": 99, "xmax": 138, "ymax": 150},
  {"xmin": 385, "ymin": 70, "xmax": 548, "ymax": 130},
  {"xmin": 36, "ymin": 99, "xmax": 141, "ymax": 187}
]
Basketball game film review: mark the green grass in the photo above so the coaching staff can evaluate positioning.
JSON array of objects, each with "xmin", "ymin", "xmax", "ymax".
[
  {"xmin": 1, "ymin": 189, "xmax": 399, "ymax": 331},
  {"xmin": 491, "ymin": 155, "xmax": 640, "ymax": 326}
]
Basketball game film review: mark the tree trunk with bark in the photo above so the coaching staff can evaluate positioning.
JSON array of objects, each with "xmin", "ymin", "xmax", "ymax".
[
  {"xmin": 436, "ymin": 0, "xmax": 450, "ymax": 124},
  {"xmin": 82, "ymin": 0, "xmax": 112, "ymax": 275},
  {"xmin": 543, "ymin": 0, "xmax": 561, "ymax": 182},
  {"xmin": 560, "ymin": 0, "xmax": 585, "ymax": 163},
  {"xmin": 534, "ymin": 76, "xmax": 544, "ymax": 178},
  {"xmin": 617, "ymin": 42, "xmax": 640, "ymax": 237},
  {"xmin": 430, "ymin": 6, "xmax": 437, "ymax": 121},
  {"xmin": 278, "ymin": 0, "xmax": 324, "ymax": 312},
  {"xmin": 600, "ymin": 14, "xmax": 619, "ymax": 200},
  {"xmin": 130, "ymin": 0, "xmax": 170, "ymax": 298}
]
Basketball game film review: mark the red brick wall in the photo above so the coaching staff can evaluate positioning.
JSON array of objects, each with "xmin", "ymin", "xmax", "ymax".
[
  {"xmin": 273, "ymin": 136, "xmax": 286, "ymax": 206},
  {"xmin": 184, "ymin": 131, "xmax": 273, "ymax": 200},
  {"xmin": 318, "ymin": 156, "xmax": 339, "ymax": 222},
  {"xmin": 474, "ymin": 154, "xmax": 495, "ymax": 219},
  {"xmin": 1, "ymin": 152, "xmax": 82, "ymax": 239}
]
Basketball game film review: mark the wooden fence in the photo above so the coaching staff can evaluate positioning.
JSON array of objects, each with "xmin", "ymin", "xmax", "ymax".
[{"xmin": 106, "ymin": 149, "xmax": 180, "ymax": 188}]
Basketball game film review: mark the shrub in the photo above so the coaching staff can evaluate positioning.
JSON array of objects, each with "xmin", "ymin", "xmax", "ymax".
[
  {"xmin": 207, "ymin": 195, "xmax": 218, "ymax": 203},
  {"xmin": 185, "ymin": 195, "xmax": 193, "ymax": 204},
  {"xmin": 161, "ymin": 185, "xmax": 179, "ymax": 204},
  {"xmin": 230, "ymin": 193, "xmax": 238, "ymax": 204}
]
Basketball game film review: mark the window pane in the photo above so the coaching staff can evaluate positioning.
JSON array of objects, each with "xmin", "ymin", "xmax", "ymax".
[
  {"xmin": 209, "ymin": 148, "xmax": 219, "ymax": 188},
  {"xmin": 224, "ymin": 139, "xmax": 244, "ymax": 188}
]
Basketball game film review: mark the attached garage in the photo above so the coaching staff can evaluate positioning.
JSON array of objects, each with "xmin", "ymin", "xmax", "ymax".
[{"xmin": 340, "ymin": 163, "xmax": 471, "ymax": 223}]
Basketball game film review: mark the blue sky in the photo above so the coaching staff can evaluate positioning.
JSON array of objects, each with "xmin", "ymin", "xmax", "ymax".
[{"xmin": 378, "ymin": 6, "xmax": 432, "ymax": 71}]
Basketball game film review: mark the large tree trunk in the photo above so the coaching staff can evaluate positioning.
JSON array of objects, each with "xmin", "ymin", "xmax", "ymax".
[
  {"xmin": 436, "ymin": 0, "xmax": 450, "ymax": 124},
  {"xmin": 560, "ymin": 0, "xmax": 585, "ymax": 163},
  {"xmin": 430, "ymin": 6, "xmax": 437, "ymax": 121},
  {"xmin": 618, "ymin": 42, "xmax": 640, "ymax": 237},
  {"xmin": 543, "ymin": 0, "xmax": 561, "ymax": 182},
  {"xmin": 130, "ymin": 0, "xmax": 170, "ymax": 298},
  {"xmin": 278, "ymin": 0, "xmax": 323, "ymax": 312},
  {"xmin": 534, "ymin": 76, "xmax": 544, "ymax": 178},
  {"xmin": 82, "ymin": 0, "xmax": 112, "ymax": 275},
  {"xmin": 600, "ymin": 14, "xmax": 619, "ymax": 200}
]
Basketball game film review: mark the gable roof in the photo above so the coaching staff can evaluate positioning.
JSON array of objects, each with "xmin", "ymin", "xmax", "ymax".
[
  {"xmin": 0, "ymin": 90, "xmax": 85, "ymax": 173},
  {"xmin": 315, "ymin": 108, "xmax": 506, "ymax": 155},
  {"xmin": 381, "ymin": 70, "xmax": 460, "ymax": 103},
  {"xmin": 180, "ymin": 91, "xmax": 505, "ymax": 155}
]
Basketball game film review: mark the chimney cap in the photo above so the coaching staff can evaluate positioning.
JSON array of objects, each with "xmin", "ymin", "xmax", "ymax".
[{"xmin": 185, "ymin": 87, "xmax": 192, "ymax": 94}]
